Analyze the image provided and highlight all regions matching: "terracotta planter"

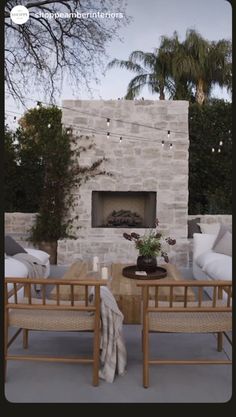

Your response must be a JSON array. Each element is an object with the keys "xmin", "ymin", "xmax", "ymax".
[
  {"xmin": 137, "ymin": 255, "xmax": 157, "ymax": 273},
  {"xmin": 37, "ymin": 241, "xmax": 57, "ymax": 265}
]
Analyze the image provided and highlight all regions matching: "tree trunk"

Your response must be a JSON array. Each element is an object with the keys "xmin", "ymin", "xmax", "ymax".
[
  {"xmin": 159, "ymin": 89, "xmax": 165, "ymax": 100},
  {"xmin": 195, "ymin": 79, "xmax": 206, "ymax": 105},
  {"xmin": 37, "ymin": 241, "xmax": 58, "ymax": 265}
]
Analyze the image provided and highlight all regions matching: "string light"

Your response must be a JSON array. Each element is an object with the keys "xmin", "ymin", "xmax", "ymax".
[
  {"xmin": 13, "ymin": 116, "xmax": 17, "ymax": 122},
  {"xmin": 66, "ymin": 128, "xmax": 72, "ymax": 134},
  {"xmin": 161, "ymin": 140, "xmax": 165, "ymax": 147},
  {"xmin": 106, "ymin": 118, "xmax": 110, "ymax": 127},
  {"xmin": 218, "ymin": 148, "xmax": 221, "ymax": 153},
  {"xmin": 219, "ymin": 140, "xmax": 223, "ymax": 146},
  {"xmin": 212, "ymin": 148, "xmax": 215, "ymax": 153},
  {"xmin": 119, "ymin": 136, "xmax": 122, "ymax": 143},
  {"xmin": 167, "ymin": 130, "xmax": 170, "ymax": 139},
  {"xmin": 36, "ymin": 101, "xmax": 41, "ymax": 109},
  {"xmin": 107, "ymin": 132, "xmax": 110, "ymax": 139},
  {"xmin": 47, "ymin": 123, "xmax": 51, "ymax": 128},
  {"xmin": 169, "ymin": 143, "xmax": 173, "ymax": 150}
]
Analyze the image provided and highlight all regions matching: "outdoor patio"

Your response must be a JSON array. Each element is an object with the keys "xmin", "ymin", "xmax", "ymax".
[{"xmin": 5, "ymin": 266, "xmax": 232, "ymax": 403}]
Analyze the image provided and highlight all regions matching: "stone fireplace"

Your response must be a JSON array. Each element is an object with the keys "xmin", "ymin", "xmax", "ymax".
[
  {"xmin": 91, "ymin": 191, "xmax": 156, "ymax": 228},
  {"xmin": 59, "ymin": 99, "xmax": 189, "ymax": 266}
]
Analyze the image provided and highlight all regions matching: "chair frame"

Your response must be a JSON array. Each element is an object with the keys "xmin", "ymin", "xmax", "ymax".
[
  {"xmin": 4, "ymin": 277, "xmax": 106, "ymax": 386},
  {"xmin": 137, "ymin": 279, "xmax": 232, "ymax": 388}
]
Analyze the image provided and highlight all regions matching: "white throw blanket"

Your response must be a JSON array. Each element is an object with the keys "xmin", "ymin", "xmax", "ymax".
[
  {"xmin": 13, "ymin": 253, "xmax": 46, "ymax": 278},
  {"xmin": 90, "ymin": 286, "xmax": 127, "ymax": 383}
]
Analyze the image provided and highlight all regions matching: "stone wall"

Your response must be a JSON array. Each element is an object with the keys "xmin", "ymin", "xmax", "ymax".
[
  {"xmin": 4, "ymin": 212, "xmax": 37, "ymax": 248},
  {"xmin": 4, "ymin": 212, "xmax": 232, "ymax": 266}
]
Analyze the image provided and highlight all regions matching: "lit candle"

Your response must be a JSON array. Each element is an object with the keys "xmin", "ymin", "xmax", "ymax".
[
  {"xmin": 93, "ymin": 256, "xmax": 99, "ymax": 272},
  {"xmin": 101, "ymin": 267, "xmax": 108, "ymax": 280}
]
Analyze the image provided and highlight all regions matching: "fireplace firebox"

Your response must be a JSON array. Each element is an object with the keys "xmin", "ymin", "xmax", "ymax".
[{"xmin": 92, "ymin": 191, "xmax": 156, "ymax": 228}]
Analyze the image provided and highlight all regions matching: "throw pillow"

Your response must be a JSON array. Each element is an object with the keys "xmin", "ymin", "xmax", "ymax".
[
  {"xmin": 212, "ymin": 223, "xmax": 232, "ymax": 249},
  {"xmin": 188, "ymin": 218, "xmax": 201, "ymax": 238},
  {"xmin": 5, "ymin": 235, "xmax": 27, "ymax": 256},
  {"xmin": 197, "ymin": 223, "xmax": 221, "ymax": 235},
  {"xmin": 213, "ymin": 231, "xmax": 232, "ymax": 257}
]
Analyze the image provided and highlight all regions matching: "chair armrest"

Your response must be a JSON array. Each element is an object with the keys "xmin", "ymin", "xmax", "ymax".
[{"xmin": 193, "ymin": 233, "xmax": 217, "ymax": 261}]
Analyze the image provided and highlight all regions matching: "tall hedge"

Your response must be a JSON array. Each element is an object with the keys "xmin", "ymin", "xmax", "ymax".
[{"xmin": 189, "ymin": 99, "xmax": 232, "ymax": 214}]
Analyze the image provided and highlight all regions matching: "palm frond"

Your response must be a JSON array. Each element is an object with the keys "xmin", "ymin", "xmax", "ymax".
[{"xmin": 106, "ymin": 59, "xmax": 145, "ymax": 74}]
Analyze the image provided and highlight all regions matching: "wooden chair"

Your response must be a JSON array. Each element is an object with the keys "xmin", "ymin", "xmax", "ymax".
[
  {"xmin": 138, "ymin": 280, "xmax": 232, "ymax": 388},
  {"xmin": 4, "ymin": 277, "xmax": 106, "ymax": 386}
]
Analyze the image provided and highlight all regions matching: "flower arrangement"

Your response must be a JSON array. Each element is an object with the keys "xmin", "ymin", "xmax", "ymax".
[{"xmin": 123, "ymin": 219, "xmax": 176, "ymax": 264}]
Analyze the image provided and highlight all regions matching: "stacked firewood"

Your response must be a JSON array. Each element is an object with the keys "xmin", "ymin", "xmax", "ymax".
[{"xmin": 106, "ymin": 210, "xmax": 143, "ymax": 227}]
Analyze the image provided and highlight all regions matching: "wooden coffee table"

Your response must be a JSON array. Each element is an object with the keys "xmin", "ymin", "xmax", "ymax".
[{"xmin": 109, "ymin": 263, "xmax": 195, "ymax": 324}]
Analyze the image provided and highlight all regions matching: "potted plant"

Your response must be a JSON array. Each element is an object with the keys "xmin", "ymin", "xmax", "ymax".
[{"xmin": 123, "ymin": 219, "xmax": 176, "ymax": 272}]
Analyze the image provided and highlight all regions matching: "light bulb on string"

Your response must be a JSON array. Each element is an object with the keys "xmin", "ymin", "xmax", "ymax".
[
  {"xmin": 167, "ymin": 130, "xmax": 170, "ymax": 139},
  {"xmin": 219, "ymin": 141, "xmax": 223, "ymax": 146},
  {"xmin": 66, "ymin": 127, "xmax": 72, "ymax": 135},
  {"xmin": 13, "ymin": 116, "xmax": 17, "ymax": 123},
  {"xmin": 119, "ymin": 136, "xmax": 122, "ymax": 143},
  {"xmin": 169, "ymin": 143, "xmax": 173, "ymax": 150},
  {"xmin": 218, "ymin": 148, "xmax": 221, "ymax": 153},
  {"xmin": 107, "ymin": 132, "xmax": 110, "ymax": 139},
  {"xmin": 161, "ymin": 140, "xmax": 165, "ymax": 148},
  {"xmin": 47, "ymin": 123, "xmax": 51, "ymax": 128},
  {"xmin": 107, "ymin": 118, "xmax": 110, "ymax": 127},
  {"xmin": 212, "ymin": 147, "xmax": 215, "ymax": 153},
  {"xmin": 36, "ymin": 101, "xmax": 41, "ymax": 110}
]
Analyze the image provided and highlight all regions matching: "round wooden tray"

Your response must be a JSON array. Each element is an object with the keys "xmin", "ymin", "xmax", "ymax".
[{"xmin": 122, "ymin": 265, "xmax": 167, "ymax": 280}]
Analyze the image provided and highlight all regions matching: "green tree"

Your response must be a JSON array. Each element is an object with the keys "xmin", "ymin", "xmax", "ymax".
[
  {"xmin": 5, "ymin": 106, "xmax": 109, "ymax": 253},
  {"xmin": 177, "ymin": 29, "xmax": 232, "ymax": 105},
  {"xmin": 4, "ymin": 125, "xmax": 43, "ymax": 212},
  {"xmin": 189, "ymin": 99, "xmax": 232, "ymax": 214}
]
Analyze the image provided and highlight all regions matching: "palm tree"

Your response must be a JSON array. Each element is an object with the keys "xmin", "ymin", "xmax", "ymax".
[
  {"xmin": 172, "ymin": 29, "xmax": 232, "ymax": 105},
  {"xmin": 107, "ymin": 48, "xmax": 174, "ymax": 100},
  {"xmin": 107, "ymin": 29, "xmax": 231, "ymax": 105}
]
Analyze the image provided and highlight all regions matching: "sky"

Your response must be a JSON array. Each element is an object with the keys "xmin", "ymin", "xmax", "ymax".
[{"xmin": 5, "ymin": 0, "xmax": 232, "ymax": 125}]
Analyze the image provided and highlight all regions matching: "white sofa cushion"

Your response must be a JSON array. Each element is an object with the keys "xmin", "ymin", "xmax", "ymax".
[
  {"xmin": 195, "ymin": 249, "xmax": 226, "ymax": 269},
  {"xmin": 5, "ymin": 257, "xmax": 29, "ymax": 277},
  {"xmin": 25, "ymin": 248, "xmax": 50, "ymax": 264},
  {"xmin": 203, "ymin": 256, "xmax": 232, "ymax": 281}
]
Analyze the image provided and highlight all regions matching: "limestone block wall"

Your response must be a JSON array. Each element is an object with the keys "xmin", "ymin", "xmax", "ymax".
[
  {"xmin": 4, "ymin": 212, "xmax": 37, "ymax": 248},
  {"xmin": 60, "ymin": 99, "xmax": 190, "ymax": 266}
]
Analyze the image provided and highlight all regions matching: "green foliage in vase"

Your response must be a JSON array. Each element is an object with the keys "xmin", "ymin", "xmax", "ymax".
[{"xmin": 123, "ymin": 219, "xmax": 176, "ymax": 262}]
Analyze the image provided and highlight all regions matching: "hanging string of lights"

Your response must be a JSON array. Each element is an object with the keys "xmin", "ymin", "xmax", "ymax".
[
  {"xmin": 5, "ymin": 109, "xmax": 175, "ymax": 148},
  {"xmin": 6, "ymin": 94, "xmax": 229, "ymax": 153},
  {"xmin": 5, "ymin": 91, "xmax": 188, "ymax": 136}
]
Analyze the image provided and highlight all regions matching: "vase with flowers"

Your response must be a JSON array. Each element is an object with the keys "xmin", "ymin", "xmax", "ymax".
[{"xmin": 123, "ymin": 219, "xmax": 176, "ymax": 273}]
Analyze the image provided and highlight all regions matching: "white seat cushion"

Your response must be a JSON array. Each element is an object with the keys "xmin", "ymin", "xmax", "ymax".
[
  {"xmin": 25, "ymin": 248, "xmax": 50, "ymax": 264},
  {"xmin": 196, "ymin": 250, "xmax": 230, "ymax": 269},
  {"xmin": 5, "ymin": 258, "xmax": 28, "ymax": 277},
  {"xmin": 203, "ymin": 256, "xmax": 232, "ymax": 281}
]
